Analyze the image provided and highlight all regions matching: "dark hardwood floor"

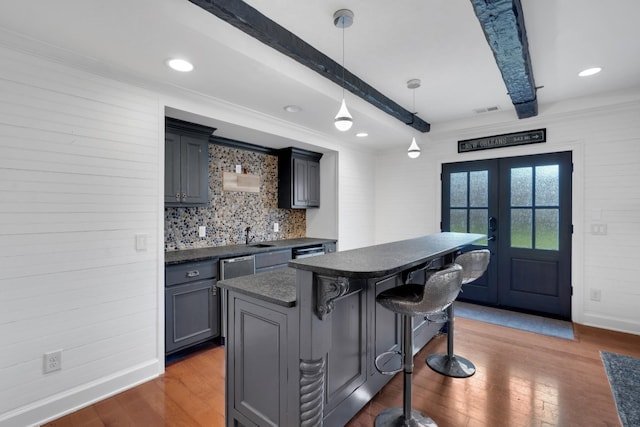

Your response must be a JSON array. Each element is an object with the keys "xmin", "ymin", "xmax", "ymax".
[{"xmin": 44, "ymin": 317, "xmax": 640, "ymax": 427}]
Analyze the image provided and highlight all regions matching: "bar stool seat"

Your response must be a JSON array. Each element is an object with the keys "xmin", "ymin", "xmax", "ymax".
[
  {"xmin": 426, "ymin": 249, "xmax": 491, "ymax": 378},
  {"xmin": 374, "ymin": 263, "xmax": 463, "ymax": 427}
]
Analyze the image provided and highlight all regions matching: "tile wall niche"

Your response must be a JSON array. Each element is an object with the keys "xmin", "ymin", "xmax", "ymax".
[{"xmin": 164, "ymin": 144, "xmax": 306, "ymax": 251}]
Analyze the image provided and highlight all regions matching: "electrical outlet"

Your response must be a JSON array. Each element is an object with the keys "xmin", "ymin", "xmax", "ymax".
[
  {"xmin": 44, "ymin": 350, "xmax": 62, "ymax": 373},
  {"xmin": 274, "ymin": 222, "xmax": 279, "ymax": 232},
  {"xmin": 235, "ymin": 164, "xmax": 242, "ymax": 174},
  {"xmin": 590, "ymin": 288, "xmax": 602, "ymax": 302},
  {"xmin": 198, "ymin": 226, "xmax": 206, "ymax": 238}
]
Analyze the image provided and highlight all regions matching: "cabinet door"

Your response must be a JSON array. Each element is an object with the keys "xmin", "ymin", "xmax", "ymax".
[
  {"xmin": 293, "ymin": 157, "xmax": 308, "ymax": 207},
  {"xmin": 164, "ymin": 131, "xmax": 182, "ymax": 204},
  {"xmin": 307, "ymin": 160, "xmax": 320, "ymax": 207},
  {"xmin": 181, "ymin": 135, "xmax": 209, "ymax": 205},
  {"xmin": 325, "ymin": 286, "xmax": 366, "ymax": 413},
  {"xmin": 165, "ymin": 279, "xmax": 219, "ymax": 354}
]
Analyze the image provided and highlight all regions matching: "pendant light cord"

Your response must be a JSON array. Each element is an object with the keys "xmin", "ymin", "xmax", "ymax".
[{"xmin": 341, "ymin": 23, "xmax": 346, "ymax": 98}]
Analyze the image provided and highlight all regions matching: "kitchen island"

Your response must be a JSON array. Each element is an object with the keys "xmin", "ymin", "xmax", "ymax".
[{"xmin": 217, "ymin": 232, "xmax": 483, "ymax": 427}]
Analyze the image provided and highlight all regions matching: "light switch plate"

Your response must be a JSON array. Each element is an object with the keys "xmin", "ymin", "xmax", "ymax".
[
  {"xmin": 274, "ymin": 222, "xmax": 279, "ymax": 232},
  {"xmin": 235, "ymin": 165, "xmax": 242, "ymax": 173},
  {"xmin": 135, "ymin": 234, "xmax": 147, "ymax": 251},
  {"xmin": 198, "ymin": 226, "xmax": 206, "ymax": 237}
]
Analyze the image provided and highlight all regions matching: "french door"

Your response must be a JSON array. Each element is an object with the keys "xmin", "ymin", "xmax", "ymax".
[{"xmin": 442, "ymin": 152, "xmax": 572, "ymax": 319}]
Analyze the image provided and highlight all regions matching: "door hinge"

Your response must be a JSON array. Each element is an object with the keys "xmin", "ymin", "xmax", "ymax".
[
  {"xmin": 571, "ymin": 286, "xmax": 573, "ymax": 296},
  {"xmin": 570, "ymin": 224, "xmax": 574, "ymax": 234}
]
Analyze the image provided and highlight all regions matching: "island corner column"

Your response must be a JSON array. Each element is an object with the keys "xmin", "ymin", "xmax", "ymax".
[{"xmin": 295, "ymin": 268, "xmax": 350, "ymax": 426}]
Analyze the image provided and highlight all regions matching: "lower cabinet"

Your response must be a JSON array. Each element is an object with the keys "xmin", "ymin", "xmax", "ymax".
[
  {"xmin": 226, "ymin": 293, "xmax": 298, "ymax": 427},
  {"xmin": 165, "ymin": 260, "xmax": 219, "ymax": 355},
  {"xmin": 325, "ymin": 282, "xmax": 367, "ymax": 414}
]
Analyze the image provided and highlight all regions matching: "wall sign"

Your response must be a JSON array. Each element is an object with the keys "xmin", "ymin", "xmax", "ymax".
[{"xmin": 458, "ymin": 128, "xmax": 546, "ymax": 153}]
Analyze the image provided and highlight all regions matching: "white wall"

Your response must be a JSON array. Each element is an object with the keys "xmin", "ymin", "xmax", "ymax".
[
  {"xmin": 0, "ymin": 39, "xmax": 376, "ymax": 424},
  {"xmin": 0, "ymin": 46, "xmax": 163, "ymax": 426},
  {"xmin": 374, "ymin": 95, "xmax": 640, "ymax": 335},
  {"xmin": 337, "ymin": 147, "xmax": 376, "ymax": 251}
]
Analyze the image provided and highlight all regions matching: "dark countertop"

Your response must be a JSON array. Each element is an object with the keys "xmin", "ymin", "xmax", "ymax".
[
  {"xmin": 217, "ymin": 268, "xmax": 297, "ymax": 307},
  {"xmin": 288, "ymin": 232, "xmax": 484, "ymax": 278},
  {"xmin": 165, "ymin": 237, "xmax": 336, "ymax": 265},
  {"xmin": 215, "ymin": 233, "xmax": 483, "ymax": 306}
]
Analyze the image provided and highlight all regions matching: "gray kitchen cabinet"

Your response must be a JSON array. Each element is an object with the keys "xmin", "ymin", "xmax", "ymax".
[
  {"xmin": 278, "ymin": 147, "xmax": 322, "ymax": 208},
  {"xmin": 165, "ymin": 118, "xmax": 215, "ymax": 207},
  {"xmin": 165, "ymin": 260, "xmax": 219, "ymax": 354},
  {"xmin": 254, "ymin": 248, "xmax": 291, "ymax": 274},
  {"xmin": 324, "ymin": 280, "xmax": 367, "ymax": 414},
  {"xmin": 226, "ymin": 293, "xmax": 298, "ymax": 427}
]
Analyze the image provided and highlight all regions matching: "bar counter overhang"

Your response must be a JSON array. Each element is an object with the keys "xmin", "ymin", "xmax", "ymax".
[{"xmin": 217, "ymin": 232, "xmax": 484, "ymax": 427}]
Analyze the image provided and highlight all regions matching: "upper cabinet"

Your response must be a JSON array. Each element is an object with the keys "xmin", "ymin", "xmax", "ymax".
[
  {"xmin": 278, "ymin": 147, "xmax": 323, "ymax": 209},
  {"xmin": 165, "ymin": 118, "xmax": 215, "ymax": 207}
]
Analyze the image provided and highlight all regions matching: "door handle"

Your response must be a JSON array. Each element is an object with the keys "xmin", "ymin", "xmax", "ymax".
[{"xmin": 488, "ymin": 235, "xmax": 496, "ymax": 242}]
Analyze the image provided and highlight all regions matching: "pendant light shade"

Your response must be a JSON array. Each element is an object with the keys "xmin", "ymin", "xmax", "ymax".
[
  {"xmin": 407, "ymin": 79, "xmax": 421, "ymax": 158},
  {"xmin": 334, "ymin": 9, "xmax": 354, "ymax": 132},
  {"xmin": 408, "ymin": 137, "xmax": 421, "ymax": 158},
  {"xmin": 334, "ymin": 98, "xmax": 353, "ymax": 131}
]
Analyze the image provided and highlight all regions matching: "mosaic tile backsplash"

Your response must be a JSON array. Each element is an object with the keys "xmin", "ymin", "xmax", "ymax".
[{"xmin": 165, "ymin": 145, "xmax": 306, "ymax": 251}]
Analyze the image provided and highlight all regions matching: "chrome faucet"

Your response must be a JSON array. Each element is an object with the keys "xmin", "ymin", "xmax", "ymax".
[{"xmin": 245, "ymin": 226, "xmax": 253, "ymax": 245}]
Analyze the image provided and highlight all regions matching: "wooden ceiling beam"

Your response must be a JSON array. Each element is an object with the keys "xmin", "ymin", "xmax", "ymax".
[
  {"xmin": 188, "ymin": 0, "xmax": 431, "ymax": 132},
  {"xmin": 470, "ymin": 0, "xmax": 538, "ymax": 119}
]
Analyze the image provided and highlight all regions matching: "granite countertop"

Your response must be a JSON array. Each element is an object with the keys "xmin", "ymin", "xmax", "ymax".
[
  {"xmin": 215, "ymin": 233, "xmax": 484, "ymax": 306},
  {"xmin": 165, "ymin": 237, "xmax": 336, "ymax": 265},
  {"xmin": 288, "ymin": 232, "xmax": 484, "ymax": 279},
  {"xmin": 217, "ymin": 268, "xmax": 297, "ymax": 307}
]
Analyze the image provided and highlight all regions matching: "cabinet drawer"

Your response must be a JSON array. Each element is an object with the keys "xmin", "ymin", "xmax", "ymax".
[
  {"xmin": 166, "ymin": 260, "xmax": 217, "ymax": 286},
  {"xmin": 255, "ymin": 249, "xmax": 292, "ymax": 269}
]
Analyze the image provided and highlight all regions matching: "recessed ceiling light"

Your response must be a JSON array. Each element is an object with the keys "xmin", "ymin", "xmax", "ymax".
[
  {"xmin": 283, "ymin": 105, "xmax": 302, "ymax": 113},
  {"xmin": 356, "ymin": 132, "xmax": 368, "ymax": 137},
  {"xmin": 167, "ymin": 58, "xmax": 194, "ymax": 72},
  {"xmin": 578, "ymin": 67, "xmax": 602, "ymax": 77}
]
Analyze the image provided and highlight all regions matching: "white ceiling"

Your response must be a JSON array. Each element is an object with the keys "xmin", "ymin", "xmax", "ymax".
[{"xmin": 1, "ymin": 0, "xmax": 639, "ymax": 151}]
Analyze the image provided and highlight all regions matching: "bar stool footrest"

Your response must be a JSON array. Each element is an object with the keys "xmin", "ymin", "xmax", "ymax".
[
  {"xmin": 426, "ymin": 353, "xmax": 476, "ymax": 378},
  {"xmin": 375, "ymin": 407, "xmax": 438, "ymax": 427},
  {"xmin": 374, "ymin": 350, "xmax": 403, "ymax": 375}
]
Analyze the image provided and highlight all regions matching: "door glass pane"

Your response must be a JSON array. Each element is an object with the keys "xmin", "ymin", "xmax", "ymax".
[
  {"xmin": 470, "ymin": 209, "xmax": 488, "ymax": 245},
  {"xmin": 535, "ymin": 209, "xmax": 559, "ymax": 250},
  {"xmin": 535, "ymin": 165, "xmax": 559, "ymax": 206},
  {"xmin": 450, "ymin": 172, "xmax": 468, "ymax": 207},
  {"xmin": 450, "ymin": 209, "xmax": 467, "ymax": 233},
  {"xmin": 470, "ymin": 170, "xmax": 488, "ymax": 207},
  {"xmin": 511, "ymin": 208, "xmax": 532, "ymax": 248},
  {"xmin": 511, "ymin": 167, "xmax": 532, "ymax": 207}
]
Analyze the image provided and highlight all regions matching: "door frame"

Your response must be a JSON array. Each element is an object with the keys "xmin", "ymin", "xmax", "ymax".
[{"xmin": 434, "ymin": 141, "xmax": 584, "ymax": 323}]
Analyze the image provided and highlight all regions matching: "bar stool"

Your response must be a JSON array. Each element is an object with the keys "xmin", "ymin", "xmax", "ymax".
[
  {"xmin": 374, "ymin": 263, "xmax": 463, "ymax": 427},
  {"xmin": 426, "ymin": 249, "xmax": 490, "ymax": 378}
]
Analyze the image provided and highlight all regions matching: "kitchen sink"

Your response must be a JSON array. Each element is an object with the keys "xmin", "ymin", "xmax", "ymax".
[{"xmin": 248, "ymin": 243, "xmax": 274, "ymax": 248}]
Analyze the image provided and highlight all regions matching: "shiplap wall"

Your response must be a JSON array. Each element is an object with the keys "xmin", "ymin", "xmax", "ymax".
[
  {"xmin": 0, "ymin": 46, "xmax": 161, "ymax": 426},
  {"xmin": 374, "ymin": 99, "xmax": 640, "ymax": 335},
  {"xmin": 337, "ymin": 147, "xmax": 376, "ymax": 251}
]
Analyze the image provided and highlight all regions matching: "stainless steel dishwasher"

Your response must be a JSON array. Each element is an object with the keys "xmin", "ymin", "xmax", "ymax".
[{"xmin": 220, "ymin": 255, "xmax": 255, "ymax": 339}]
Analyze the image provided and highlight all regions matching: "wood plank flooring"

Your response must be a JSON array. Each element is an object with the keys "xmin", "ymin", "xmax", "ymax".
[{"xmin": 44, "ymin": 318, "xmax": 640, "ymax": 427}]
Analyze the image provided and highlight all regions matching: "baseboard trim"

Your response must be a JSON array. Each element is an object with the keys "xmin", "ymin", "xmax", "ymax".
[
  {"xmin": 581, "ymin": 313, "xmax": 640, "ymax": 336},
  {"xmin": 0, "ymin": 359, "xmax": 161, "ymax": 427}
]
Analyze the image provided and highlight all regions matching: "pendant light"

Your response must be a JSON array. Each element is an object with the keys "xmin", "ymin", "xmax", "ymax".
[
  {"xmin": 333, "ymin": 9, "xmax": 354, "ymax": 131},
  {"xmin": 407, "ymin": 79, "xmax": 421, "ymax": 158}
]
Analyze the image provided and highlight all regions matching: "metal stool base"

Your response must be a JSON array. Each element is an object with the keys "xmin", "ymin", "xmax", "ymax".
[
  {"xmin": 375, "ymin": 407, "xmax": 437, "ymax": 427},
  {"xmin": 426, "ymin": 353, "xmax": 476, "ymax": 378}
]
